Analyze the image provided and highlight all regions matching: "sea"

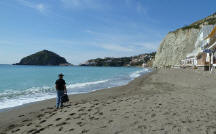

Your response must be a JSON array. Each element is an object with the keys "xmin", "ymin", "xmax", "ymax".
[{"xmin": 0, "ymin": 65, "xmax": 150, "ymax": 110}]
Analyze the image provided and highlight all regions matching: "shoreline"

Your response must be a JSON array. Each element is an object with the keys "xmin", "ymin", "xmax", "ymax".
[
  {"xmin": 2, "ymin": 69, "xmax": 216, "ymax": 133},
  {"xmin": 0, "ymin": 70, "xmax": 154, "ymax": 132},
  {"xmin": 0, "ymin": 67, "xmax": 151, "ymax": 112}
]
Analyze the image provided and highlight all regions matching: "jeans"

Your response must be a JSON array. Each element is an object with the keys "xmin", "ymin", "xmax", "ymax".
[{"xmin": 56, "ymin": 90, "xmax": 64, "ymax": 108}]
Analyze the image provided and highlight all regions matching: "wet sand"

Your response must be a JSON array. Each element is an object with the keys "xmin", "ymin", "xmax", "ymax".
[{"xmin": 1, "ymin": 69, "xmax": 216, "ymax": 134}]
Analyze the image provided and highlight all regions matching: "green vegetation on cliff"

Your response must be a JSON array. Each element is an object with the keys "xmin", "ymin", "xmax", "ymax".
[
  {"xmin": 176, "ymin": 12, "xmax": 216, "ymax": 31},
  {"xmin": 80, "ymin": 52, "xmax": 156, "ymax": 67},
  {"xmin": 154, "ymin": 12, "xmax": 216, "ymax": 68},
  {"xmin": 14, "ymin": 50, "xmax": 69, "ymax": 66}
]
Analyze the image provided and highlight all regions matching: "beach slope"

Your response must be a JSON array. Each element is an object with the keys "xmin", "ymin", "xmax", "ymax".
[{"xmin": 1, "ymin": 69, "xmax": 216, "ymax": 134}]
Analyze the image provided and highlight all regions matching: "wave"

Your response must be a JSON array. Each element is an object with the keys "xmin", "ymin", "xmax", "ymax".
[
  {"xmin": 0, "ymin": 68, "xmax": 150, "ymax": 110},
  {"xmin": 67, "ymin": 80, "xmax": 109, "ymax": 89},
  {"xmin": 0, "ymin": 80, "xmax": 111, "ymax": 109},
  {"xmin": 129, "ymin": 68, "xmax": 150, "ymax": 79}
]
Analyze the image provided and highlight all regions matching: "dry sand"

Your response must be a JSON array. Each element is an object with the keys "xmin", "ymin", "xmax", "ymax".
[{"xmin": 1, "ymin": 69, "xmax": 216, "ymax": 134}]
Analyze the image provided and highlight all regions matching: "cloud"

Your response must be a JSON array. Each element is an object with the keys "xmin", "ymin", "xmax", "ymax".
[
  {"xmin": 136, "ymin": 2, "xmax": 148, "ymax": 14},
  {"xmin": 125, "ymin": 0, "xmax": 148, "ymax": 15},
  {"xmin": 17, "ymin": 0, "xmax": 47, "ymax": 13},
  {"xmin": 132, "ymin": 42, "xmax": 160, "ymax": 51},
  {"xmin": 99, "ymin": 42, "xmax": 159, "ymax": 53},
  {"xmin": 61, "ymin": 0, "xmax": 80, "ymax": 7},
  {"xmin": 49, "ymin": 39, "xmax": 135, "ymax": 52},
  {"xmin": 60, "ymin": 0, "xmax": 100, "ymax": 9},
  {"xmin": 100, "ymin": 44, "xmax": 135, "ymax": 52}
]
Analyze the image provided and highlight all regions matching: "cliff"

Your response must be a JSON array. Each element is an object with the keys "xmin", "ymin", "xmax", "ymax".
[
  {"xmin": 153, "ymin": 12, "xmax": 216, "ymax": 68},
  {"xmin": 80, "ymin": 52, "xmax": 156, "ymax": 67},
  {"xmin": 14, "ymin": 50, "xmax": 69, "ymax": 66}
]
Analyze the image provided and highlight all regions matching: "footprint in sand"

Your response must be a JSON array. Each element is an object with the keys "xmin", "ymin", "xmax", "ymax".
[
  {"xmin": 89, "ymin": 116, "xmax": 94, "ymax": 120},
  {"xmin": 137, "ymin": 125, "xmax": 147, "ymax": 129},
  {"xmin": 65, "ymin": 117, "xmax": 71, "ymax": 121},
  {"xmin": 58, "ymin": 127, "xmax": 63, "ymax": 131},
  {"xmin": 74, "ymin": 103, "xmax": 79, "ymax": 106},
  {"xmin": 49, "ymin": 113, "xmax": 56, "ymax": 117},
  {"xmin": 78, "ymin": 107, "xmax": 86, "ymax": 112},
  {"xmin": 100, "ymin": 125, "xmax": 107, "ymax": 128},
  {"xmin": 73, "ymin": 115, "xmax": 81, "ymax": 119},
  {"xmin": 93, "ymin": 111, "xmax": 99, "ymax": 115},
  {"xmin": 26, "ymin": 123, "xmax": 32, "ymax": 126},
  {"xmin": 48, "ymin": 124, "xmax": 53, "ymax": 126},
  {"xmin": 94, "ymin": 103, "xmax": 99, "ymax": 106},
  {"xmin": 56, "ymin": 122, "xmax": 67, "ymax": 127},
  {"xmin": 44, "ymin": 111, "xmax": 51, "ymax": 114},
  {"xmin": 108, "ymin": 120, "xmax": 113, "ymax": 123},
  {"xmin": 68, "ymin": 128, "xmax": 74, "ymax": 131},
  {"xmin": 27, "ymin": 129, "xmax": 37, "ymax": 133},
  {"xmin": 11, "ymin": 128, "xmax": 20, "ymax": 133},
  {"xmin": 110, "ymin": 109, "xmax": 117, "ymax": 112},
  {"xmin": 133, "ymin": 121, "xmax": 139, "ymax": 125},
  {"xmin": 81, "ymin": 129, "xmax": 89, "ymax": 133},
  {"xmin": 8, "ymin": 124, "xmax": 16, "ymax": 129},
  {"xmin": 124, "ymin": 116, "xmax": 129, "ymax": 119},
  {"xmin": 35, "ymin": 125, "xmax": 41, "ymax": 128},
  {"xmin": 39, "ymin": 120, "xmax": 46, "ymax": 123},
  {"xmin": 47, "ymin": 107, "xmax": 54, "ymax": 110},
  {"xmin": 114, "ymin": 130, "xmax": 123, "ymax": 134},
  {"xmin": 94, "ymin": 117, "xmax": 99, "ymax": 120},
  {"xmin": 80, "ymin": 112, "xmax": 88, "ymax": 116},
  {"xmin": 18, "ymin": 115, "xmax": 24, "ymax": 117},
  {"xmin": 151, "ymin": 113, "xmax": 156, "ymax": 118},
  {"xmin": 31, "ymin": 127, "xmax": 45, "ymax": 134},
  {"xmin": 77, "ymin": 122, "xmax": 85, "ymax": 127},
  {"xmin": 56, "ymin": 118, "xmax": 62, "ymax": 121},
  {"xmin": 90, "ymin": 106, "xmax": 95, "ymax": 110},
  {"xmin": 69, "ymin": 113, "xmax": 76, "ymax": 116},
  {"xmin": 37, "ymin": 114, "xmax": 44, "ymax": 118}
]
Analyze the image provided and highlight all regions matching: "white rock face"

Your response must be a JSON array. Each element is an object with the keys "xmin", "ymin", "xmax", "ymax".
[
  {"xmin": 153, "ymin": 28, "xmax": 200, "ymax": 67},
  {"xmin": 153, "ymin": 13, "xmax": 216, "ymax": 68},
  {"xmin": 187, "ymin": 25, "xmax": 215, "ymax": 58}
]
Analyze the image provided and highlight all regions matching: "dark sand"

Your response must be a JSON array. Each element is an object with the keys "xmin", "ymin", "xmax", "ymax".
[{"xmin": 1, "ymin": 69, "xmax": 216, "ymax": 134}]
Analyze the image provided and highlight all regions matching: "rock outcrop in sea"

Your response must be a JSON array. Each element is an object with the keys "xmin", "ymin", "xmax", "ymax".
[
  {"xmin": 153, "ymin": 13, "xmax": 216, "ymax": 68},
  {"xmin": 14, "ymin": 50, "xmax": 70, "ymax": 66}
]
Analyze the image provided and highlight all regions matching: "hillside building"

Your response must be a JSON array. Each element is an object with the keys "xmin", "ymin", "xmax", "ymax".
[{"xmin": 181, "ymin": 25, "xmax": 216, "ymax": 70}]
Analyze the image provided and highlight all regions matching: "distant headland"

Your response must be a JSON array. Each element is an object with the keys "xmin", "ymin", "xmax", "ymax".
[
  {"xmin": 14, "ymin": 50, "xmax": 71, "ymax": 66},
  {"xmin": 14, "ymin": 50, "xmax": 155, "ymax": 67},
  {"xmin": 80, "ymin": 52, "xmax": 156, "ymax": 67}
]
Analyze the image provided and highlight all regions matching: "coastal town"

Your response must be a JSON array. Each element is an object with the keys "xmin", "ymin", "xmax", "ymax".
[{"xmin": 181, "ymin": 25, "xmax": 216, "ymax": 71}]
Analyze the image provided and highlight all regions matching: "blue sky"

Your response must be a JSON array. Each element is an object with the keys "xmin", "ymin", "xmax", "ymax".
[{"xmin": 0, "ymin": 0, "xmax": 215, "ymax": 64}]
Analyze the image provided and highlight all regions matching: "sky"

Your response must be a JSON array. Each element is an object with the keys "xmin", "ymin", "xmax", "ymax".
[{"xmin": 0, "ymin": 0, "xmax": 215, "ymax": 65}]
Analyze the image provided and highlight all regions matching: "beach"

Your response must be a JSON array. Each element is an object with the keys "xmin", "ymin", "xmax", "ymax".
[{"xmin": 1, "ymin": 69, "xmax": 216, "ymax": 134}]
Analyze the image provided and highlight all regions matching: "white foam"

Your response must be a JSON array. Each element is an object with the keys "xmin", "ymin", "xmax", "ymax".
[
  {"xmin": 67, "ymin": 80, "xmax": 109, "ymax": 89},
  {"xmin": 129, "ymin": 68, "xmax": 150, "ymax": 79},
  {"xmin": 0, "ymin": 86, "xmax": 55, "ymax": 109},
  {"xmin": 0, "ymin": 93, "xmax": 56, "ymax": 110},
  {"xmin": 0, "ymin": 80, "xmax": 109, "ymax": 109},
  {"xmin": 0, "ymin": 69, "xmax": 150, "ymax": 110}
]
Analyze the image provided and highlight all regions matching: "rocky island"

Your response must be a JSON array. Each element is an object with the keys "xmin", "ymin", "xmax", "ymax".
[
  {"xmin": 80, "ymin": 52, "xmax": 156, "ymax": 67},
  {"xmin": 14, "ymin": 50, "xmax": 70, "ymax": 66}
]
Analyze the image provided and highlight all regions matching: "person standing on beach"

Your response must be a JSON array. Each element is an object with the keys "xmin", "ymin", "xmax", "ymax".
[{"xmin": 55, "ymin": 73, "xmax": 67, "ymax": 109}]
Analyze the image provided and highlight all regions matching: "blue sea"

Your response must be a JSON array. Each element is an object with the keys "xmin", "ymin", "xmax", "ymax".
[{"xmin": 0, "ymin": 65, "xmax": 150, "ymax": 110}]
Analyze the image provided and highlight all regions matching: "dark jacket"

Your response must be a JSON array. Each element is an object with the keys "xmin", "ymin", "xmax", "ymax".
[{"xmin": 55, "ymin": 79, "xmax": 66, "ymax": 91}]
